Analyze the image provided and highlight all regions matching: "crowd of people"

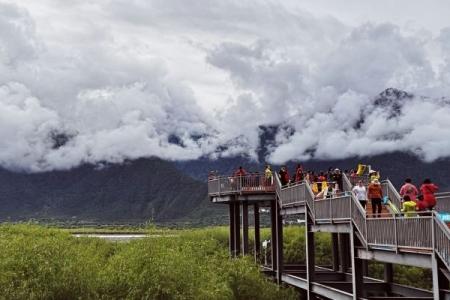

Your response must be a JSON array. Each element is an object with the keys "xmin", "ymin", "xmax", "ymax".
[{"xmin": 209, "ymin": 164, "xmax": 441, "ymax": 218}]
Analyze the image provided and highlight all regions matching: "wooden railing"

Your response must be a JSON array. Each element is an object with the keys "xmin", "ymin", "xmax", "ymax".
[
  {"xmin": 435, "ymin": 192, "xmax": 450, "ymax": 212},
  {"xmin": 350, "ymin": 194, "xmax": 368, "ymax": 245},
  {"xmin": 314, "ymin": 195, "xmax": 352, "ymax": 223},
  {"xmin": 381, "ymin": 179, "xmax": 402, "ymax": 211},
  {"xmin": 275, "ymin": 174, "xmax": 306, "ymax": 206},
  {"xmin": 434, "ymin": 215, "xmax": 450, "ymax": 268},
  {"xmin": 208, "ymin": 175, "xmax": 275, "ymax": 196},
  {"xmin": 342, "ymin": 173, "xmax": 353, "ymax": 192}
]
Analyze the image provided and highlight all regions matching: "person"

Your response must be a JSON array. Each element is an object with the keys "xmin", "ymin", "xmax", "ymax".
[
  {"xmin": 367, "ymin": 179, "xmax": 383, "ymax": 217},
  {"xmin": 294, "ymin": 164, "xmax": 304, "ymax": 183},
  {"xmin": 399, "ymin": 178, "xmax": 419, "ymax": 202},
  {"xmin": 401, "ymin": 195, "xmax": 417, "ymax": 218},
  {"xmin": 264, "ymin": 165, "xmax": 273, "ymax": 186},
  {"xmin": 419, "ymin": 178, "xmax": 439, "ymax": 210},
  {"xmin": 234, "ymin": 166, "xmax": 247, "ymax": 177},
  {"xmin": 325, "ymin": 185, "xmax": 335, "ymax": 199},
  {"xmin": 331, "ymin": 169, "xmax": 343, "ymax": 192},
  {"xmin": 279, "ymin": 166, "xmax": 290, "ymax": 187},
  {"xmin": 305, "ymin": 171, "xmax": 311, "ymax": 183},
  {"xmin": 317, "ymin": 172, "xmax": 326, "ymax": 192},
  {"xmin": 352, "ymin": 180, "xmax": 367, "ymax": 209},
  {"xmin": 369, "ymin": 170, "xmax": 380, "ymax": 182},
  {"xmin": 208, "ymin": 171, "xmax": 216, "ymax": 181}
]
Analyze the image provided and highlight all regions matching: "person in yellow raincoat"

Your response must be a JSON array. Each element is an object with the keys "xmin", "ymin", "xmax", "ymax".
[
  {"xmin": 401, "ymin": 195, "xmax": 417, "ymax": 218},
  {"xmin": 369, "ymin": 170, "xmax": 380, "ymax": 182},
  {"xmin": 264, "ymin": 165, "xmax": 273, "ymax": 186}
]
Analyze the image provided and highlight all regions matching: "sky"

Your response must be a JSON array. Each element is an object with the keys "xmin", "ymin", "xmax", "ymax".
[{"xmin": 1, "ymin": 0, "xmax": 450, "ymax": 171}]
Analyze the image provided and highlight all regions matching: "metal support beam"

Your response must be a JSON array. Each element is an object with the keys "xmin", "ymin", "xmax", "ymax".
[
  {"xmin": 229, "ymin": 203, "xmax": 235, "ymax": 257},
  {"xmin": 432, "ymin": 254, "xmax": 450, "ymax": 300},
  {"xmin": 362, "ymin": 260, "xmax": 369, "ymax": 277},
  {"xmin": 270, "ymin": 200, "xmax": 277, "ymax": 271},
  {"xmin": 306, "ymin": 212, "xmax": 315, "ymax": 300},
  {"xmin": 384, "ymin": 263, "xmax": 393, "ymax": 285},
  {"xmin": 357, "ymin": 248, "xmax": 432, "ymax": 269},
  {"xmin": 254, "ymin": 203, "xmax": 260, "ymax": 262},
  {"xmin": 276, "ymin": 199, "xmax": 283, "ymax": 284},
  {"xmin": 332, "ymin": 233, "xmax": 339, "ymax": 272},
  {"xmin": 233, "ymin": 202, "xmax": 241, "ymax": 256},
  {"xmin": 312, "ymin": 223, "xmax": 351, "ymax": 233},
  {"xmin": 350, "ymin": 226, "xmax": 364, "ymax": 299},
  {"xmin": 339, "ymin": 233, "xmax": 350, "ymax": 272},
  {"xmin": 242, "ymin": 202, "xmax": 249, "ymax": 255}
]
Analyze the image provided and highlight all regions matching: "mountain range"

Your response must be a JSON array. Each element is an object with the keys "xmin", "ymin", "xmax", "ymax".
[{"xmin": 0, "ymin": 88, "xmax": 449, "ymax": 224}]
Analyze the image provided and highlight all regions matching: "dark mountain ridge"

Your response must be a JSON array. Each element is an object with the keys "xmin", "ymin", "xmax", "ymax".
[{"xmin": 0, "ymin": 158, "xmax": 210, "ymax": 223}]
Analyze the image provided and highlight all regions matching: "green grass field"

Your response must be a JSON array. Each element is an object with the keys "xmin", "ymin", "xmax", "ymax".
[
  {"xmin": 0, "ymin": 224, "xmax": 432, "ymax": 299},
  {"xmin": 0, "ymin": 224, "xmax": 296, "ymax": 300}
]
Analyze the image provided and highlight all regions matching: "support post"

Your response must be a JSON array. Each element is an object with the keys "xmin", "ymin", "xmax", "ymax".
[
  {"xmin": 383, "ymin": 263, "xmax": 393, "ymax": 295},
  {"xmin": 351, "ymin": 225, "xmax": 364, "ymax": 299},
  {"xmin": 254, "ymin": 203, "xmax": 261, "ymax": 262},
  {"xmin": 242, "ymin": 201, "xmax": 249, "ymax": 255},
  {"xmin": 306, "ymin": 212, "xmax": 315, "ymax": 300},
  {"xmin": 276, "ymin": 199, "xmax": 283, "ymax": 284},
  {"xmin": 362, "ymin": 260, "xmax": 368, "ymax": 277},
  {"xmin": 432, "ymin": 254, "xmax": 449, "ymax": 300},
  {"xmin": 270, "ymin": 200, "xmax": 278, "ymax": 271},
  {"xmin": 384, "ymin": 263, "xmax": 393, "ymax": 283},
  {"xmin": 234, "ymin": 202, "xmax": 241, "ymax": 256},
  {"xmin": 229, "ymin": 203, "xmax": 236, "ymax": 257},
  {"xmin": 331, "ymin": 233, "xmax": 339, "ymax": 271},
  {"xmin": 339, "ymin": 233, "xmax": 350, "ymax": 272}
]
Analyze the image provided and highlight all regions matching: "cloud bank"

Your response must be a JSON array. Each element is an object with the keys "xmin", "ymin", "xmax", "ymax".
[{"xmin": 1, "ymin": 1, "xmax": 450, "ymax": 171}]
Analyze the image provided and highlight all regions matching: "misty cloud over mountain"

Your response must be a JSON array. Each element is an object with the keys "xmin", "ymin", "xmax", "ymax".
[{"xmin": 2, "ymin": 1, "xmax": 450, "ymax": 171}]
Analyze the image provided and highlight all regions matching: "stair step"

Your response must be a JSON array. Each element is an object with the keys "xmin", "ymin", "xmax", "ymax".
[{"xmin": 365, "ymin": 202, "xmax": 389, "ymax": 217}]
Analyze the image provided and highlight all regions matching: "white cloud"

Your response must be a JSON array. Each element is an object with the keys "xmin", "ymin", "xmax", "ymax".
[{"xmin": 1, "ymin": 0, "xmax": 450, "ymax": 171}]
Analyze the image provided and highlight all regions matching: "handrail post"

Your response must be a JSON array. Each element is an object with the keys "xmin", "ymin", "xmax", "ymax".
[
  {"xmin": 329, "ymin": 196, "xmax": 333, "ymax": 222},
  {"xmin": 394, "ymin": 214, "xmax": 398, "ymax": 253},
  {"xmin": 365, "ymin": 215, "xmax": 369, "ymax": 250},
  {"xmin": 239, "ymin": 176, "xmax": 242, "ymax": 194},
  {"xmin": 432, "ymin": 214, "xmax": 436, "ymax": 251}
]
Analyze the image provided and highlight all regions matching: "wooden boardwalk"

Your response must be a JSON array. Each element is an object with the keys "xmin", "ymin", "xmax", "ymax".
[{"xmin": 208, "ymin": 173, "xmax": 450, "ymax": 300}]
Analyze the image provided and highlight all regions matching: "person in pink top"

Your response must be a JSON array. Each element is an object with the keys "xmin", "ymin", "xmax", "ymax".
[
  {"xmin": 399, "ymin": 178, "xmax": 419, "ymax": 201},
  {"xmin": 419, "ymin": 178, "xmax": 439, "ymax": 210}
]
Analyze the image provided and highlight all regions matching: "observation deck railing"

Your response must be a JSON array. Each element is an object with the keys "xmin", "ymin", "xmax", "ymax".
[
  {"xmin": 435, "ymin": 192, "xmax": 450, "ymax": 212},
  {"xmin": 207, "ymin": 175, "xmax": 275, "ymax": 196}
]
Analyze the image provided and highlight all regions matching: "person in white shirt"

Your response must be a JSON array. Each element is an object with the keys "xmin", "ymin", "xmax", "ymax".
[{"xmin": 352, "ymin": 180, "xmax": 367, "ymax": 209}]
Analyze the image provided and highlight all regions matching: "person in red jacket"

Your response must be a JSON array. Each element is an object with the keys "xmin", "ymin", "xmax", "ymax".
[
  {"xmin": 419, "ymin": 178, "xmax": 439, "ymax": 210},
  {"xmin": 234, "ymin": 166, "xmax": 247, "ymax": 177},
  {"xmin": 294, "ymin": 164, "xmax": 304, "ymax": 182},
  {"xmin": 279, "ymin": 166, "xmax": 290, "ymax": 187}
]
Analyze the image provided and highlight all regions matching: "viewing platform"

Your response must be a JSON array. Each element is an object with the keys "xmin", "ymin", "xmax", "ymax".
[{"xmin": 208, "ymin": 171, "xmax": 450, "ymax": 300}]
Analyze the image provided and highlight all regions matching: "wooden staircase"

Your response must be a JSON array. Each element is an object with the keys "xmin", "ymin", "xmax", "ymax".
[{"xmin": 365, "ymin": 200, "xmax": 390, "ymax": 217}]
